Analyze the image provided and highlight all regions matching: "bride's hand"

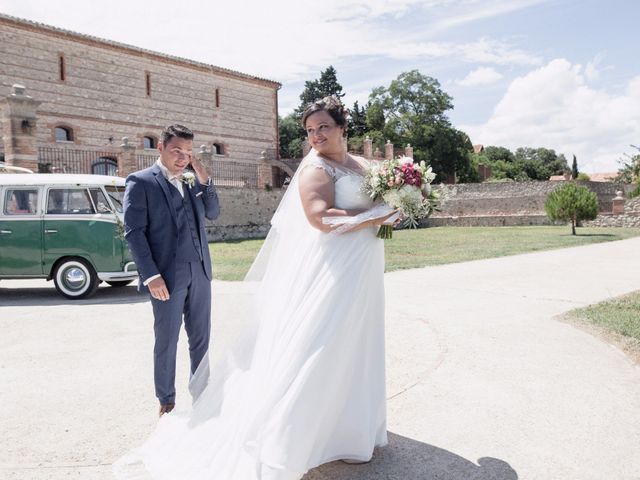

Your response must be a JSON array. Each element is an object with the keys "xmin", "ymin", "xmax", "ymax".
[{"xmin": 372, "ymin": 210, "xmax": 400, "ymax": 226}]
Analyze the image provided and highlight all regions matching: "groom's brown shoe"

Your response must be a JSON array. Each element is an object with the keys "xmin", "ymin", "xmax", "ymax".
[{"xmin": 159, "ymin": 403, "xmax": 175, "ymax": 417}]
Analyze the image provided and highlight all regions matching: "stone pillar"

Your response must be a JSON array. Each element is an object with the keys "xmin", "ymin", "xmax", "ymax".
[
  {"xmin": 117, "ymin": 137, "xmax": 137, "ymax": 177},
  {"xmin": 302, "ymin": 139, "xmax": 311, "ymax": 157},
  {"xmin": 363, "ymin": 136, "xmax": 373, "ymax": 159},
  {"xmin": 404, "ymin": 143, "xmax": 413, "ymax": 159},
  {"xmin": 1, "ymin": 84, "xmax": 42, "ymax": 172},
  {"xmin": 384, "ymin": 140, "xmax": 394, "ymax": 160},
  {"xmin": 612, "ymin": 191, "xmax": 625, "ymax": 215},
  {"xmin": 258, "ymin": 150, "xmax": 273, "ymax": 189}
]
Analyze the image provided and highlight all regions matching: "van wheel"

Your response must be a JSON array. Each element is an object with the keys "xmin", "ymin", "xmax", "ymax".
[
  {"xmin": 53, "ymin": 258, "xmax": 99, "ymax": 299},
  {"xmin": 106, "ymin": 280, "xmax": 133, "ymax": 287}
]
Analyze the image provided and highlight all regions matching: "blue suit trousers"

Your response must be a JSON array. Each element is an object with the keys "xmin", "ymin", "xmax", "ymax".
[{"xmin": 150, "ymin": 261, "xmax": 211, "ymax": 405}]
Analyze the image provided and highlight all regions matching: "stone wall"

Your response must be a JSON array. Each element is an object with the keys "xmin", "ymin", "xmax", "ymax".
[
  {"xmin": 434, "ymin": 180, "xmax": 634, "ymax": 217},
  {"xmin": 203, "ymin": 181, "xmax": 639, "ymax": 241},
  {"xmin": 0, "ymin": 14, "xmax": 279, "ymax": 165},
  {"xmin": 583, "ymin": 197, "xmax": 640, "ymax": 228},
  {"xmin": 204, "ymin": 187, "xmax": 285, "ymax": 241},
  {"xmin": 428, "ymin": 180, "xmax": 635, "ymax": 227}
]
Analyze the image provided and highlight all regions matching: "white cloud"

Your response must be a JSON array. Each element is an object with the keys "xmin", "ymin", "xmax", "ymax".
[
  {"xmin": 431, "ymin": 0, "xmax": 551, "ymax": 33},
  {"xmin": 457, "ymin": 66, "xmax": 503, "ymax": 86},
  {"xmin": 459, "ymin": 59, "xmax": 640, "ymax": 173}
]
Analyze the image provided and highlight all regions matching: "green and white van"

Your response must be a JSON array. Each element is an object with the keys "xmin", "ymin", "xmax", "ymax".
[{"xmin": 0, "ymin": 173, "xmax": 137, "ymax": 299}]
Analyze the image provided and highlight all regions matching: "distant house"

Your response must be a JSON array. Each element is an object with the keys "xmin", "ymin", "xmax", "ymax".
[
  {"xmin": 473, "ymin": 144, "xmax": 484, "ymax": 154},
  {"xmin": 550, "ymin": 172, "xmax": 573, "ymax": 181},
  {"xmin": 550, "ymin": 172, "xmax": 619, "ymax": 182},
  {"xmin": 588, "ymin": 172, "xmax": 618, "ymax": 182}
]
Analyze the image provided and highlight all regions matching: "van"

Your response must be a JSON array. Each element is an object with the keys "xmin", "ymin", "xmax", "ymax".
[{"xmin": 0, "ymin": 173, "xmax": 137, "ymax": 299}]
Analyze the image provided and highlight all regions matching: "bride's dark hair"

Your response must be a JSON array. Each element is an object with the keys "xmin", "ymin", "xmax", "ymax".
[{"xmin": 301, "ymin": 95, "xmax": 348, "ymax": 137}]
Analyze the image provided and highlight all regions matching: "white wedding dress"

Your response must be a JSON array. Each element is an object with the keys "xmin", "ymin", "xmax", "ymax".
[{"xmin": 114, "ymin": 151, "xmax": 388, "ymax": 480}]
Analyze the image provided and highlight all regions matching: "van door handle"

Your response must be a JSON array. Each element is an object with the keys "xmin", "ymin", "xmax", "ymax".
[
  {"xmin": 0, "ymin": 229, "xmax": 12, "ymax": 234},
  {"xmin": 45, "ymin": 229, "xmax": 58, "ymax": 234}
]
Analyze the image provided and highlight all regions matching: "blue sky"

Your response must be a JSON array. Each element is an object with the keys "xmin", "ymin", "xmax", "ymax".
[{"xmin": 1, "ymin": 0, "xmax": 638, "ymax": 173}]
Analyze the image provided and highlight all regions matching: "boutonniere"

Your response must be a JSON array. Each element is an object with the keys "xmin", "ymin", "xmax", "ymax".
[{"xmin": 181, "ymin": 171, "xmax": 196, "ymax": 188}]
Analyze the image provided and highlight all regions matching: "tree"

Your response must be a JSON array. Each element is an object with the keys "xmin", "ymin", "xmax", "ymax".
[
  {"xmin": 295, "ymin": 65, "xmax": 345, "ymax": 116},
  {"xmin": 348, "ymin": 101, "xmax": 367, "ymax": 137},
  {"xmin": 544, "ymin": 183, "xmax": 598, "ymax": 235},
  {"xmin": 366, "ymin": 70, "xmax": 473, "ymax": 181},
  {"xmin": 278, "ymin": 113, "xmax": 305, "ymax": 159},
  {"xmin": 514, "ymin": 147, "xmax": 568, "ymax": 180},
  {"xmin": 571, "ymin": 155, "xmax": 579, "ymax": 179},
  {"xmin": 473, "ymin": 145, "xmax": 529, "ymax": 181},
  {"xmin": 482, "ymin": 146, "xmax": 515, "ymax": 164},
  {"xmin": 616, "ymin": 145, "xmax": 640, "ymax": 184}
]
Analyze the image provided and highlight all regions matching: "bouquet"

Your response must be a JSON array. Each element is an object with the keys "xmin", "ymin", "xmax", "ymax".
[{"xmin": 362, "ymin": 156, "xmax": 438, "ymax": 238}]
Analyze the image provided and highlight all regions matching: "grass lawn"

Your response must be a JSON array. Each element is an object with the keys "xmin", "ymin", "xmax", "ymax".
[
  {"xmin": 561, "ymin": 291, "xmax": 640, "ymax": 364},
  {"xmin": 210, "ymin": 225, "xmax": 640, "ymax": 281}
]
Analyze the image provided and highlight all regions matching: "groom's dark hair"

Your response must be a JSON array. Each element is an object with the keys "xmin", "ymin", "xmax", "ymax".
[{"xmin": 161, "ymin": 124, "xmax": 194, "ymax": 147}]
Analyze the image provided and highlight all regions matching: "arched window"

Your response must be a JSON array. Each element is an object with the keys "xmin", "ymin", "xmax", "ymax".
[
  {"xmin": 213, "ymin": 143, "xmax": 224, "ymax": 155},
  {"xmin": 143, "ymin": 136, "xmax": 157, "ymax": 149},
  {"xmin": 55, "ymin": 126, "xmax": 73, "ymax": 142},
  {"xmin": 92, "ymin": 157, "xmax": 118, "ymax": 176}
]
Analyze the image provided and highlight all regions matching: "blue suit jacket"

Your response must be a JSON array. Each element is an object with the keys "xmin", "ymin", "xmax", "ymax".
[{"xmin": 123, "ymin": 163, "xmax": 221, "ymax": 293}]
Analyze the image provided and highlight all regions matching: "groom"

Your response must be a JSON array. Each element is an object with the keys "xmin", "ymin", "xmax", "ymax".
[{"xmin": 123, "ymin": 124, "xmax": 220, "ymax": 416}]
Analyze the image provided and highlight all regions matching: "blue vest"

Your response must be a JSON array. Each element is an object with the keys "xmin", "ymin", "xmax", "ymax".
[{"xmin": 166, "ymin": 179, "xmax": 202, "ymax": 264}]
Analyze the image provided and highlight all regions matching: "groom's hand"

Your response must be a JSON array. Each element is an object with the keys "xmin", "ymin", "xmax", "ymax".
[
  {"xmin": 189, "ymin": 157, "xmax": 210, "ymax": 185},
  {"xmin": 148, "ymin": 276, "xmax": 170, "ymax": 301}
]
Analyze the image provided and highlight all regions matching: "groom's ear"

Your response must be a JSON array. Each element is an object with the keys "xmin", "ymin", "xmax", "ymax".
[{"xmin": 157, "ymin": 142, "xmax": 164, "ymax": 154}]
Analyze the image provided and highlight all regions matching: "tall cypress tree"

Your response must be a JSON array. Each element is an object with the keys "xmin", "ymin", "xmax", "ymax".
[{"xmin": 571, "ymin": 155, "xmax": 579, "ymax": 179}]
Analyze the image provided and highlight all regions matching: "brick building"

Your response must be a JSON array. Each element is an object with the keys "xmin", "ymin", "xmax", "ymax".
[{"xmin": 0, "ymin": 13, "xmax": 282, "ymax": 184}]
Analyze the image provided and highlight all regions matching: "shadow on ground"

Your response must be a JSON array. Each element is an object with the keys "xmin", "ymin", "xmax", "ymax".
[
  {"xmin": 0, "ymin": 284, "xmax": 146, "ymax": 307},
  {"xmin": 304, "ymin": 432, "xmax": 518, "ymax": 480}
]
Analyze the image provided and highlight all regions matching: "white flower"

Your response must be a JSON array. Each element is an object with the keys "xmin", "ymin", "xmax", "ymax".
[{"xmin": 181, "ymin": 171, "xmax": 196, "ymax": 188}]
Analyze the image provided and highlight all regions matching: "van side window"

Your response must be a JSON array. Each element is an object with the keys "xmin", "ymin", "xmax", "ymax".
[
  {"xmin": 4, "ymin": 189, "xmax": 38, "ymax": 215},
  {"xmin": 89, "ymin": 188, "xmax": 112, "ymax": 213},
  {"xmin": 47, "ymin": 188, "xmax": 95, "ymax": 214},
  {"xmin": 104, "ymin": 186, "xmax": 124, "ymax": 213}
]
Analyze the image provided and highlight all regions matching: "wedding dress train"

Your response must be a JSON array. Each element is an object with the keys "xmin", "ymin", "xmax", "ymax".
[{"xmin": 114, "ymin": 152, "xmax": 387, "ymax": 480}]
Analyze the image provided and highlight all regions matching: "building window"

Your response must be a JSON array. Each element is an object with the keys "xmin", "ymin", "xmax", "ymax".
[
  {"xmin": 59, "ymin": 54, "xmax": 65, "ymax": 81},
  {"xmin": 143, "ymin": 136, "xmax": 157, "ymax": 149},
  {"xmin": 92, "ymin": 157, "xmax": 118, "ymax": 176},
  {"xmin": 213, "ymin": 143, "xmax": 224, "ymax": 155},
  {"xmin": 215, "ymin": 88, "xmax": 220, "ymax": 108},
  {"xmin": 145, "ymin": 72, "xmax": 151, "ymax": 97},
  {"xmin": 54, "ymin": 126, "xmax": 73, "ymax": 142}
]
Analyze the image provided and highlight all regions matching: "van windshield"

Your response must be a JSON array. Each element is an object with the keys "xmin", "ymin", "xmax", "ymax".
[{"xmin": 105, "ymin": 186, "xmax": 125, "ymax": 213}]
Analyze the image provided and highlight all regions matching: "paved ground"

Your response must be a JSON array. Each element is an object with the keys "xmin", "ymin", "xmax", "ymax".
[{"xmin": 1, "ymin": 237, "xmax": 639, "ymax": 480}]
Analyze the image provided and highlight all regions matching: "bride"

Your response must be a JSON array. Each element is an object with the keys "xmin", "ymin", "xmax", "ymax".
[{"xmin": 114, "ymin": 96, "xmax": 396, "ymax": 480}]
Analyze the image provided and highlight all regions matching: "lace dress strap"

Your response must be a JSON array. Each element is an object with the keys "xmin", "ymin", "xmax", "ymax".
[{"xmin": 303, "ymin": 157, "xmax": 338, "ymax": 182}]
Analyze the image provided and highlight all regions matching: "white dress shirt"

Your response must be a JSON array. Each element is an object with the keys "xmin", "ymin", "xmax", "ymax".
[{"xmin": 156, "ymin": 158, "xmax": 184, "ymax": 197}]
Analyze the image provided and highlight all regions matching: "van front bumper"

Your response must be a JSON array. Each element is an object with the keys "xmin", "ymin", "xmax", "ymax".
[{"xmin": 97, "ymin": 262, "xmax": 138, "ymax": 282}]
